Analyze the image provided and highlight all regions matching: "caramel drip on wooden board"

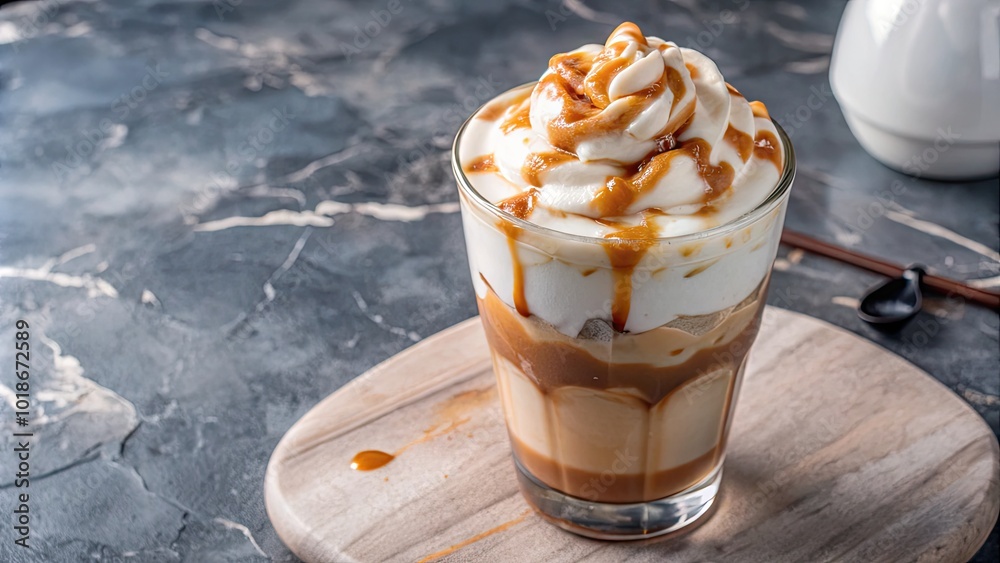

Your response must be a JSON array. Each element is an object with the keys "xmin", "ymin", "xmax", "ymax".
[
  {"xmin": 350, "ymin": 450, "xmax": 395, "ymax": 471},
  {"xmin": 416, "ymin": 509, "xmax": 533, "ymax": 563},
  {"xmin": 349, "ymin": 388, "xmax": 492, "ymax": 472}
]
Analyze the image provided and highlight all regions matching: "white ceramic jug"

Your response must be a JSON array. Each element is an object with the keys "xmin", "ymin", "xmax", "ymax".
[{"xmin": 830, "ymin": 0, "xmax": 1000, "ymax": 180}]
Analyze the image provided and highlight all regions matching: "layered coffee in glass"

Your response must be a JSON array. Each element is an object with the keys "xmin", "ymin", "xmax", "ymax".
[{"xmin": 452, "ymin": 22, "xmax": 795, "ymax": 539}]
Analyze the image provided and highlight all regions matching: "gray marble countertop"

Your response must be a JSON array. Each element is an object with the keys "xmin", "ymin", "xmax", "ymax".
[{"xmin": 0, "ymin": 0, "xmax": 997, "ymax": 561}]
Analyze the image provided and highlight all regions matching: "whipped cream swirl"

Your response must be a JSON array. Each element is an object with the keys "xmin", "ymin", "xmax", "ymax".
[
  {"xmin": 457, "ymin": 22, "xmax": 790, "ymax": 336},
  {"xmin": 467, "ymin": 22, "xmax": 783, "ymax": 233}
]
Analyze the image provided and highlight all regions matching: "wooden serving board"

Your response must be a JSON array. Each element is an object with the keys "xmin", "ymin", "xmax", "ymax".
[{"xmin": 265, "ymin": 308, "xmax": 999, "ymax": 563}]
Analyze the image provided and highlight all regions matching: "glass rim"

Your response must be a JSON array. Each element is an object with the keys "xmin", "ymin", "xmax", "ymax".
[{"xmin": 451, "ymin": 82, "xmax": 796, "ymax": 245}]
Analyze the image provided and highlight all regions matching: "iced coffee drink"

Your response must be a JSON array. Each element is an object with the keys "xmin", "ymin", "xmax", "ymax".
[{"xmin": 452, "ymin": 22, "xmax": 794, "ymax": 539}]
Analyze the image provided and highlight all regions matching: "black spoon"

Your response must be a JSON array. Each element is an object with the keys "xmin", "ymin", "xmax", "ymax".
[{"xmin": 857, "ymin": 265, "xmax": 925, "ymax": 330}]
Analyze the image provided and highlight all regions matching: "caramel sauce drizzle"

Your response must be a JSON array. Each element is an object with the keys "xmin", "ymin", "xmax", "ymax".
[
  {"xmin": 748, "ymin": 100, "xmax": 770, "ymax": 119},
  {"xmin": 499, "ymin": 100, "xmax": 531, "ymax": 134},
  {"xmin": 685, "ymin": 204, "xmax": 716, "ymax": 219},
  {"xmin": 350, "ymin": 450, "xmax": 395, "ymax": 471},
  {"xmin": 684, "ymin": 258, "xmax": 721, "ymax": 278},
  {"xmin": 754, "ymin": 129, "xmax": 782, "ymax": 171},
  {"xmin": 521, "ymin": 151, "xmax": 574, "ymax": 187},
  {"xmin": 583, "ymin": 42, "xmax": 630, "ymax": 108},
  {"xmin": 592, "ymin": 134, "xmax": 734, "ymax": 219},
  {"xmin": 659, "ymin": 69, "xmax": 697, "ymax": 137},
  {"xmin": 496, "ymin": 191, "xmax": 537, "ymax": 317},
  {"xmin": 679, "ymin": 243, "xmax": 702, "ymax": 258},
  {"xmin": 602, "ymin": 218, "xmax": 659, "ymax": 332},
  {"xmin": 664, "ymin": 66, "xmax": 687, "ymax": 112},
  {"xmin": 534, "ymin": 127, "xmax": 735, "ymax": 330},
  {"xmin": 593, "ymin": 175, "xmax": 642, "ymax": 218},
  {"xmin": 350, "ymin": 388, "xmax": 492, "ymax": 472},
  {"xmin": 685, "ymin": 137, "xmax": 736, "ymax": 201},
  {"xmin": 476, "ymin": 87, "xmax": 532, "ymax": 121},
  {"xmin": 497, "ymin": 189, "xmax": 536, "ymax": 220},
  {"xmin": 463, "ymin": 153, "xmax": 497, "ymax": 174},
  {"xmin": 506, "ymin": 235, "xmax": 529, "ymax": 317},
  {"xmin": 724, "ymin": 124, "xmax": 754, "ymax": 163},
  {"xmin": 536, "ymin": 72, "xmax": 666, "ymax": 154},
  {"xmin": 612, "ymin": 21, "xmax": 648, "ymax": 46},
  {"xmin": 547, "ymin": 50, "xmax": 594, "ymax": 93},
  {"xmin": 539, "ymin": 64, "xmax": 694, "ymax": 154},
  {"xmin": 721, "ymin": 85, "xmax": 756, "ymax": 163},
  {"xmin": 537, "ymin": 28, "xmax": 692, "ymax": 156}
]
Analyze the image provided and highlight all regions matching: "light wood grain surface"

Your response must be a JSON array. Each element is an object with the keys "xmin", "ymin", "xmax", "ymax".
[{"xmin": 265, "ymin": 308, "xmax": 999, "ymax": 562}]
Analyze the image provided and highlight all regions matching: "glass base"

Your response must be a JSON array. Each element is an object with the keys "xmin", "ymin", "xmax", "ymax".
[{"xmin": 514, "ymin": 456, "xmax": 722, "ymax": 540}]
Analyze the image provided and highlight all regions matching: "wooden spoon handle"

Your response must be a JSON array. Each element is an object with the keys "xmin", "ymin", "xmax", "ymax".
[{"xmin": 779, "ymin": 229, "xmax": 1000, "ymax": 311}]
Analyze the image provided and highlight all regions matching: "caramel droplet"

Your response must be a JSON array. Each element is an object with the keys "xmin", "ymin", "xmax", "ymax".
[
  {"xmin": 754, "ymin": 130, "xmax": 782, "ymax": 171},
  {"xmin": 749, "ymin": 100, "xmax": 770, "ymax": 119},
  {"xmin": 350, "ymin": 450, "xmax": 395, "ymax": 471},
  {"xmin": 464, "ymin": 154, "xmax": 497, "ymax": 174}
]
